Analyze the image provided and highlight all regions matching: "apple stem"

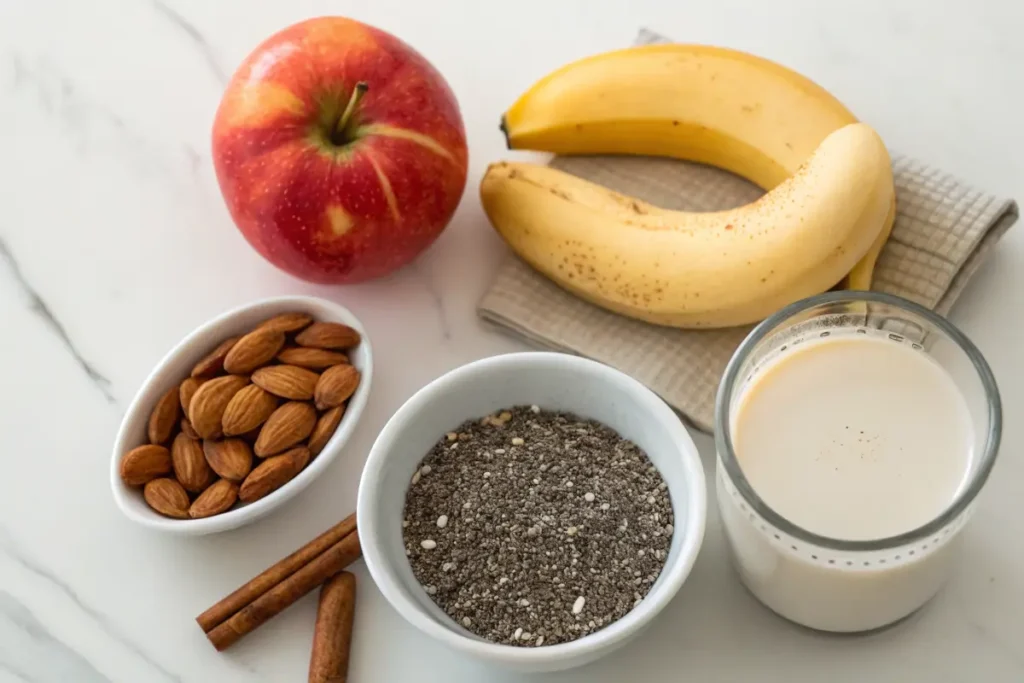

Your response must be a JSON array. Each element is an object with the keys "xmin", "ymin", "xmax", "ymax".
[{"xmin": 334, "ymin": 82, "xmax": 369, "ymax": 143}]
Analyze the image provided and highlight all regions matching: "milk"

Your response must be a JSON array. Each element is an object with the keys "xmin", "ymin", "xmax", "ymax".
[
  {"xmin": 718, "ymin": 330, "xmax": 978, "ymax": 632},
  {"xmin": 733, "ymin": 334, "xmax": 974, "ymax": 541}
]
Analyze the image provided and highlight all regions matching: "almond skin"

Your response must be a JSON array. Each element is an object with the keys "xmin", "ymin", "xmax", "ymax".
[
  {"xmin": 239, "ymin": 447, "xmax": 311, "ymax": 503},
  {"xmin": 180, "ymin": 417, "xmax": 200, "ymax": 440},
  {"xmin": 276, "ymin": 347, "xmax": 349, "ymax": 370},
  {"xmin": 143, "ymin": 478, "xmax": 190, "ymax": 519},
  {"xmin": 189, "ymin": 479, "xmax": 239, "ymax": 518},
  {"xmin": 223, "ymin": 328, "xmax": 285, "ymax": 374},
  {"xmin": 148, "ymin": 384, "xmax": 182, "ymax": 445},
  {"xmin": 314, "ymin": 364, "xmax": 361, "ymax": 411},
  {"xmin": 179, "ymin": 377, "xmax": 204, "ymax": 414},
  {"xmin": 252, "ymin": 365, "xmax": 320, "ymax": 400},
  {"xmin": 121, "ymin": 444, "xmax": 172, "ymax": 486},
  {"xmin": 191, "ymin": 336, "xmax": 240, "ymax": 378},
  {"xmin": 203, "ymin": 439, "xmax": 253, "ymax": 482},
  {"xmin": 295, "ymin": 322, "xmax": 361, "ymax": 350},
  {"xmin": 255, "ymin": 402, "xmax": 317, "ymax": 457},
  {"xmin": 222, "ymin": 384, "xmax": 278, "ymax": 436},
  {"xmin": 188, "ymin": 375, "xmax": 249, "ymax": 439},
  {"xmin": 308, "ymin": 405, "xmax": 345, "ymax": 455},
  {"xmin": 171, "ymin": 432, "xmax": 212, "ymax": 492},
  {"xmin": 256, "ymin": 312, "xmax": 314, "ymax": 335}
]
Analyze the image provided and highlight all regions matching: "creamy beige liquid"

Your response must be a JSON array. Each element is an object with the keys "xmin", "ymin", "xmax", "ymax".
[{"xmin": 732, "ymin": 333, "xmax": 975, "ymax": 541}]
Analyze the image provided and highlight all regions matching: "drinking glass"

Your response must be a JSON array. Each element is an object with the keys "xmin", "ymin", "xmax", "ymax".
[{"xmin": 714, "ymin": 291, "xmax": 1001, "ymax": 633}]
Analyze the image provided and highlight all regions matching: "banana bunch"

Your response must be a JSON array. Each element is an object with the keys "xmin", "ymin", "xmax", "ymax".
[{"xmin": 482, "ymin": 44, "xmax": 896, "ymax": 328}]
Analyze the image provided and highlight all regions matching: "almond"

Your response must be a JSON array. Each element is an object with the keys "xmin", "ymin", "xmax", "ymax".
[
  {"xmin": 255, "ymin": 401, "xmax": 317, "ymax": 457},
  {"xmin": 222, "ymin": 384, "xmax": 278, "ymax": 436},
  {"xmin": 120, "ymin": 444, "xmax": 172, "ymax": 486},
  {"xmin": 171, "ymin": 432, "xmax": 212, "ymax": 492},
  {"xmin": 252, "ymin": 365, "xmax": 319, "ymax": 400},
  {"xmin": 188, "ymin": 375, "xmax": 248, "ymax": 439},
  {"xmin": 189, "ymin": 479, "xmax": 239, "ymax": 518},
  {"xmin": 286, "ymin": 444, "xmax": 311, "ymax": 470},
  {"xmin": 143, "ymin": 478, "xmax": 190, "ymax": 519},
  {"xmin": 294, "ymin": 322, "xmax": 361, "ymax": 350},
  {"xmin": 239, "ymin": 447, "xmax": 310, "ymax": 503},
  {"xmin": 308, "ymin": 405, "xmax": 345, "ymax": 455},
  {"xmin": 314, "ymin": 364, "xmax": 361, "ymax": 411},
  {"xmin": 179, "ymin": 377, "xmax": 205, "ymax": 414},
  {"xmin": 191, "ymin": 336, "xmax": 241, "ymax": 378},
  {"xmin": 223, "ymin": 328, "xmax": 285, "ymax": 374},
  {"xmin": 180, "ymin": 417, "xmax": 200, "ymax": 440},
  {"xmin": 203, "ymin": 439, "xmax": 253, "ymax": 482},
  {"xmin": 147, "ymin": 384, "xmax": 182, "ymax": 445},
  {"xmin": 276, "ymin": 347, "xmax": 349, "ymax": 370},
  {"xmin": 256, "ymin": 312, "xmax": 314, "ymax": 335}
]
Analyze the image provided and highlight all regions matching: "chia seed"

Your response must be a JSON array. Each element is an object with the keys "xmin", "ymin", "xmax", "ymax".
[{"xmin": 402, "ymin": 406, "xmax": 674, "ymax": 647}]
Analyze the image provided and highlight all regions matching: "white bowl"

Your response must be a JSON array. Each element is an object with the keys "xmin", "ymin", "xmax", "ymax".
[
  {"xmin": 111, "ymin": 296, "xmax": 372, "ymax": 535},
  {"xmin": 357, "ymin": 352, "xmax": 706, "ymax": 672}
]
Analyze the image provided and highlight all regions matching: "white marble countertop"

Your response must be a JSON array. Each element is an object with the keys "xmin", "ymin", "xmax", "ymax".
[{"xmin": 2, "ymin": 0, "xmax": 1023, "ymax": 681}]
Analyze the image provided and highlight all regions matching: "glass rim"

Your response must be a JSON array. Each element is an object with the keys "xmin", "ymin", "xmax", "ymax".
[{"xmin": 714, "ymin": 290, "xmax": 1003, "ymax": 552}]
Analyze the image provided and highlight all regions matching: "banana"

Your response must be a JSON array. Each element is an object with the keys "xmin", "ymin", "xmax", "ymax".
[
  {"xmin": 844, "ymin": 198, "xmax": 895, "ymax": 290},
  {"xmin": 500, "ymin": 43, "xmax": 896, "ymax": 289},
  {"xmin": 480, "ymin": 123, "xmax": 894, "ymax": 328}
]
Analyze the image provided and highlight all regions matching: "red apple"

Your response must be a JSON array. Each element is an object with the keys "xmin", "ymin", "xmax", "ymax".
[{"xmin": 212, "ymin": 17, "xmax": 468, "ymax": 283}]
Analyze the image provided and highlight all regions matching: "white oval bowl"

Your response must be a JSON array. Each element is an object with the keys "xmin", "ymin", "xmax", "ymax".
[
  {"xmin": 111, "ymin": 295, "xmax": 372, "ymax": 535},
  {"xmin": 357, "ymin": 351, "xmax": 706, "ymax": 672}
]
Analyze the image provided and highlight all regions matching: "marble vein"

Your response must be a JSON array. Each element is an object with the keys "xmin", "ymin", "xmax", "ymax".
[
  {"xmin": 962, "ymin": 611, "xmax": 1024, "ymax": 670},
  {"xmin": 0, "ymin": 237, "xmax": 115, "ymax": 404},
  {"xmin": 0, "ymin": 592, "xmax": 111, "ymax": 683},
  {"xmin": 0, "ymin": 531, "xmax": 180, "ymax": 683},
  {"xmin": 6, "ymin": 54, "xmax": 202, "ymax": 181},
  {"xmin": 0, "ymin": 661, "xmax": 36, "ymax": 683},
  {"xmin": 183, "ymin": 144, "xmax": 203, "ymax": 176},
  {"xmin": 151, "ymin": 1, "xmax": 229, "ymax": 85},
  {"xmin": 415, "ymin": 264, "xmax": 452, "ymax": 340}
]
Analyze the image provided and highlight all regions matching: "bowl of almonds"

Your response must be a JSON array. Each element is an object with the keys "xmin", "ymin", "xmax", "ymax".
[{"xmin": 111, "ymin": 295, "xmax": 372, "ymax": 534}]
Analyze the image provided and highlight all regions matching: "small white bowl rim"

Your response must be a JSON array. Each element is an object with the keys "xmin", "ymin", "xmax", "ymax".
[
  {"xmin": 111, "ymin": 295, "xmax": 373, "ymax": 535},
  {"xmin": 358, "ymin": 351, "xmax": 706, "ymax": 664}
]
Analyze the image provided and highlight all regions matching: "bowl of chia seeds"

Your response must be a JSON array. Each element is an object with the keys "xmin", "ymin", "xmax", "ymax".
[{"xmin": 357, "ymin": 352, "xmax": 706, "ymax": 672}]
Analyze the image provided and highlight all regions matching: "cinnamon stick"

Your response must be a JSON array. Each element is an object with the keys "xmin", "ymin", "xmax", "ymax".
[
  {"xmin": 197, "ymin": 511, "xmax": 358, "ymax": 630},
  {"xmin": 197, "ymin": 513, "xmax": 356, "ymax": 633},
  {"xmin": 309, "ymin": 572, "xmax": 357, "ymax": 683},
  {"xmin": 205, "ymin": 529, "xmax": 362, "ymax": 650}
]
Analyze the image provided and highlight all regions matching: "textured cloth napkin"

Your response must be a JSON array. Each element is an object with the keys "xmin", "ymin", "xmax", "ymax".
[{"xmin": 478, "ymin": 28, "xmax": 1019, "ymax": 433}]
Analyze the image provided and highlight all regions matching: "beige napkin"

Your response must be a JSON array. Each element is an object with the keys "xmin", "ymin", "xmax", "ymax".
[{"xmin": 477, "ymin": 28, "xmax": 1019, "ymax": 433}]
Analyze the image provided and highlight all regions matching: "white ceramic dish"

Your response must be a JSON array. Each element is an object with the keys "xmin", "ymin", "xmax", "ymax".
[
  {"xmin": 357, "ymin": 351, "xmax": 706, "ymax": 673},
  {"xmin": 111, "ymin": 295, "xmax": 372, "ymax": 535}
]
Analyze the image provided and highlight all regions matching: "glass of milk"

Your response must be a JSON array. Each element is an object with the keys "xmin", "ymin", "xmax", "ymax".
[{"xmin": 715, "ymin": 290, "xmax": 1001, "ymax": 633}]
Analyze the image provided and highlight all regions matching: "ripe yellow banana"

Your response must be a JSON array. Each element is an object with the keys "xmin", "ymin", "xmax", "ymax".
[
  {"xmin": 500, "ymin": 43, "xmax": 895, "ymax": 290},
  {"xmin": 480, "ymin": 123, "xmax": 894, "ymax": 328}
]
